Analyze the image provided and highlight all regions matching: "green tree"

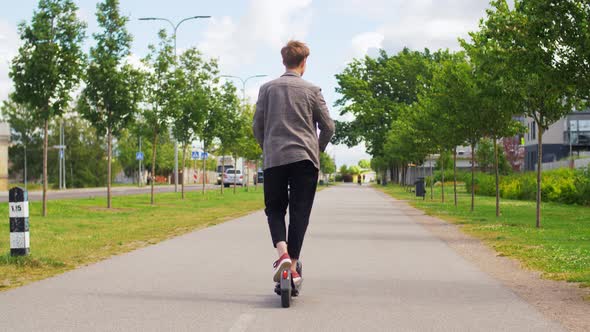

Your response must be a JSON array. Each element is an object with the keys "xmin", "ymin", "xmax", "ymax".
[
  {"xmin": 348, "ymin": 165, "xmax": 361, "ymax": 176},
  {"xmin": 413, "ymin": 52, "xmax": 469, "ymax": 205},
  {"xmin": 0, "ymin": 98, "xmax": 43, "ymax": 186},
  {"xmin": 481, "ymin": 0, "xmax": 579, "ymax": 227},
  {"xmin": 358, "ymin": 159, "xmax": 371, "ymax": 170},
  {"xmin": 116, "ymin": 121, "xmax": 175, "ymax": 183},
  {"xmin": 47, "ymin": 115, "xmax": 111, "ymax": 188},
  {"xmin": 422, "ymin": 53, "xmax": 485, "ymax": 211},
  {"xmin": 476, "ymin": 138, "xmax": 511, "ymax": 175},
  {"xmin": 384, "ymin": 107, "xmax": 432, "ymax": 188},
  {"xmin": 339, "ymin": 165, "xmax": 349, "ymax": 176},
  {"xmin": 173, "ymin": 48, "xmax": 218, "ymax": 199},
  {"xmin": 214, "ymin": 82, "xmax": 241, "ymax": 194},
  {"xmin": 320, "ymin": 152, "xmax": 336, "ymax": 183},
  {"xmin": 10, "ymin": 0, "xmax": 86, "ymax": 216},
  {"xmin": 142, "ymin": 30, "xmax": 180, "ymax": 205},
  {"xmin": 334, "ymin": 49, "xmax": 435, "ymax": 180},
  {"xmin": 462, "ymin": 25, "xmax": 524, "ymax": 217},
  {"xmin": 79, "ymin": 0, "xmax": 142, "ymax": 208},
  {"xmin": 240, "ymin": 104, "xmax": 263, "ymax": 191}
]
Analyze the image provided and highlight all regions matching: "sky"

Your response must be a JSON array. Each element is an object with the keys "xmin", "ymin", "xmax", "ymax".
[{"xmin": 0, "ymin": 0, "xmax": 492, "ymax": 167}]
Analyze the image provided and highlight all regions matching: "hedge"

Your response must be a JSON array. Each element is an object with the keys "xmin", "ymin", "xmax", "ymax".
[
  {"xmin": 464, "ymin": 168, "xmax": 590, "ymax": 206},
  {"xmin": 426, "ymin": 170, "xmax": 470, "ymax": 186}
]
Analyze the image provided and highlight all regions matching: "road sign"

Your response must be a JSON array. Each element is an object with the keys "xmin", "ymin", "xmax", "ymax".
[
  {"xmin": 201, "ymin": 152, "xmax": 208, "ymax": 159},
  {"xmin": 191, "ymin": 151, "xmax": 200, "ymax": 160},
  {"xmin": 136, "ymin": 152, "xmax": 144, "ymax": 161},
  {"xmin": 59, "ymin": 150, "xmax": 64, "ymax": 160}
]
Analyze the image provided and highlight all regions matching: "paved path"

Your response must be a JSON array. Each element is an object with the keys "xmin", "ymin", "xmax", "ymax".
[
  {"xmin": 0, "ymin": 185, "xmax": 563, "ymax": 331},
  {"xmin": 0, "ymin": 184, "xmax": 220, "ymax": 202}
]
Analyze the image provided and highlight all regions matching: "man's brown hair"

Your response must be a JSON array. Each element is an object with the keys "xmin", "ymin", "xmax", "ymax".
[{"xmin": 281, "ymin": 40, "xmax": 310, "ymax": 69}]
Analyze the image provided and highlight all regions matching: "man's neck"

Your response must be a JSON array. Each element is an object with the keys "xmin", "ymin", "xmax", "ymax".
[{"xmin": 286, "ymin": 67, "xmax": 303, "ymax": 76}]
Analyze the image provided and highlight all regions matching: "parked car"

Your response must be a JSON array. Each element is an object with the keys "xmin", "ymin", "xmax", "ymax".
[
  {"xmin": 223, "ymin": 169, "xmax": 243, "ymax": 187},
  {"xmin": 254, "ymin": 170, "xmax": 264, "ymax": 184},
  {"xmin": 217, "ymin": 166, "xmax": 234, "ymax": 185}
]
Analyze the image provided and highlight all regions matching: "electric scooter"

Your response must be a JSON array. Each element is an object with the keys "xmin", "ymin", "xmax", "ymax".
[{"xmin": 274, "ymin": 261, "xmax": 302, "ymax": 308}]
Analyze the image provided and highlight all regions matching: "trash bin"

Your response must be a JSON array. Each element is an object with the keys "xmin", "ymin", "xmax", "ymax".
[{"xmin": 415, "ymin": 177, "xmax": 425, "ymax": 198}]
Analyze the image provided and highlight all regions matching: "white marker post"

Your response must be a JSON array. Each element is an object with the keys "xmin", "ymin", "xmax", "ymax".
[{"xmin": 9, "ymin": 187, "xmax": 29, "ymax": 256}]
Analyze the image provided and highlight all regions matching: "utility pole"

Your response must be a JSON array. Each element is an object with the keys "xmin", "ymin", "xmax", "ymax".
[
  {"xmin": 139, "ymin": 15, "xmax": 211, "ymax": 193},
  {"xmin": 219, "ymin": 74, "xmax": 267, "ymax": 191},
  {"xmin": 59, "ymin": 122, "xmax": 62, "ymax": 190}
]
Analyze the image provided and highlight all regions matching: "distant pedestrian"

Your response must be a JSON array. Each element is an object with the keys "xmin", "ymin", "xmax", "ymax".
[{"xmin": 253, "ymin": 40, "xmax": 335, "ymax": 286}]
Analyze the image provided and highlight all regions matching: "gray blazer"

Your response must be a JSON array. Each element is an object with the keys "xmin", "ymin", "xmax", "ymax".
[{"xmin": 253, "ymin": 71, "xmax": 335, "ymax": 170}]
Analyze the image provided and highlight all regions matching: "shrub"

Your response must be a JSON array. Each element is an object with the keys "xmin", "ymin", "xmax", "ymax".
[
  {"xmin": 426, "ymin": 170, "xmax": 469, "ymax": 186},
  {"xmin": 464, "ymin": 168, "xmax": 590, "ymax": 206}
]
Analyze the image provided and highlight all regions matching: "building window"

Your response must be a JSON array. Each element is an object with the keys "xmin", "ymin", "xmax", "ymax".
[
  {"xmin": 531, "ymin": 122, "xmax": 536, "ymax": 140},
  {"xmin": 580, "ymin": 120, "xmax": 590, "ymax": 131}
]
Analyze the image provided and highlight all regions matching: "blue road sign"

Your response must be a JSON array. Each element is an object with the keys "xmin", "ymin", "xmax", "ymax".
[
  {"xmin": 136, "ymin": 152, "xmax": 144, "ymax": 161},
  {"xmin": 192, "ymin": 151, "xmax": 200, "ymax": 160},
  {"xmin": 59, "ymin": 150, "xmax": 64, "ymax": 160},
  {"xmin": 201, "ymin": 152, "xmax": 209, "ymax": 159}
]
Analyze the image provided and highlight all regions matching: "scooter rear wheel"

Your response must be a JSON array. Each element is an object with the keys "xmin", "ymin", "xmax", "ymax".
[{"xmin": 280, "ymin": 269, "xmax": 291, "ymax": 308}]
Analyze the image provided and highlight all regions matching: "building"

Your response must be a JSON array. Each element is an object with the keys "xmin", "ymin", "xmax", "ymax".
[
  {"xmin": 523, "ymin": 110, "xmax": 590, "ymax": 171},
  {"xmin": 0, "ymin": 123, "xmax": 9, "ymax": 191}
]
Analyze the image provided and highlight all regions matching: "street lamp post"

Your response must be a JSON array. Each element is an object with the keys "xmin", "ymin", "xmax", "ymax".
[
  {"xmin": 220, "ymin": 74, "xmax": 268, "ymax": 104},
  {"xmin": 139, "ymin": 15, "xmax": 211, "ymax": 193},
  {"xmin": 220, "ymin": 74, "xmax": 267, "ymax": 189}
]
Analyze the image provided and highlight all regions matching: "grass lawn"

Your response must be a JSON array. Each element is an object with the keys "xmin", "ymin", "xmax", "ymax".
[
  {"xmin": 0, "ymin": 188, "xmax": 265, "ymax": 290},
  {"xmin": 376, "ymin": 184, "xmax": 590, "ymax": 288}
]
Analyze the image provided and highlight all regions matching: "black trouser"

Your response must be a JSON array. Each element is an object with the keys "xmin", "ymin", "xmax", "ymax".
[{"xmin": 264, "ymin": 160, "xmax": 318, "ymax": 260}]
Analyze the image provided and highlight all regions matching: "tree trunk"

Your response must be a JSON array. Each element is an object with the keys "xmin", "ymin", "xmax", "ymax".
[
  {"xmin": 390, "ymin": 165, "xmax": 395, "ymax": 185},
  {"xmin": 471, "ymin": 143, "xmax": 475, "ymax": 212},
  {"xmin": 150, "ymin": 127, "xmax": 158, "ymax": 205},
  {"xmin": 494, "ymin": 138, "xmax": 500, "ymax": 217},
  {"xmin": 233, "ymin": 156, "xmax": 237, "ymax": 194},
  {"xmin": 107, "ymin": 127, "xmax": 112, "ymax": 209},
  {"xmin": 246, "ymin": 161, "xmax": 249, "ymax": 192},
  {"xmin": 441, "ymin": 152, "xmax": 445, "ymax": 203},
  {"xmin": 202, "ymin": 145, "xmax": 206, "ymax": 195},
  {"xmin": 536, "ymin": 126, "xmax": 543, "ymax": 228},
  {"xmin": 181, "ymin": 144, "xmax": 187, "ymax": 200},
  {"xmin": 42, "ymin": 118, "xmax": 48, "ymax": 217},
  {"xmin": 220, "ymin": 154, "xmax": 224, "ymax": 195},
  {"xmin": 453, "ymin": 147, "xmax": 457, "ymax": 207}
]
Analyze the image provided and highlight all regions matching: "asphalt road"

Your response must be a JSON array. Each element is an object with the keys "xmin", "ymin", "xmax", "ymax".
[
  {"xmin": 0, "ymin": 184, "xmax": 564, "ymax": 331},
  {"xmin": 0, "ymin": 183, "xmax": 227, "ymax": 202}
]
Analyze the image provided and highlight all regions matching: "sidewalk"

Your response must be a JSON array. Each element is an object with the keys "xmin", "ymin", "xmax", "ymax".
[
  {"xmin": 0, "ymin": 184, "xmax": 564, "ymax": 331},
  {"xmin": 0, "ymin": 183, "xmax": 222, "ymax": 202}
]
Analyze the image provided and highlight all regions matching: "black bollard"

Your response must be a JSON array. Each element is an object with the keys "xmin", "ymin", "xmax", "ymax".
[{"xmin": 9, "ymin": 187, "xmax": 29, "ymax": 256}]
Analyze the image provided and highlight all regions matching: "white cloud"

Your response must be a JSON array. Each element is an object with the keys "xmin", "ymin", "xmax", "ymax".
[
  {"xmin": 351, "ymin": 31, "xmax": 384, "ymax": 59},
  {"xmin": 0, "ymin": 20, "xmax": 19, "ymax": 103},
  {"xmin": 345, "ymin": 0, "xmax": 490, "ymax": 58},
  {"xmin": 199, "ymin": 0, "xmax": 313, "ymax": 71},
  {"xmin": 327, "ymin": 143, "xmax": 371, "ymax": 168}
]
